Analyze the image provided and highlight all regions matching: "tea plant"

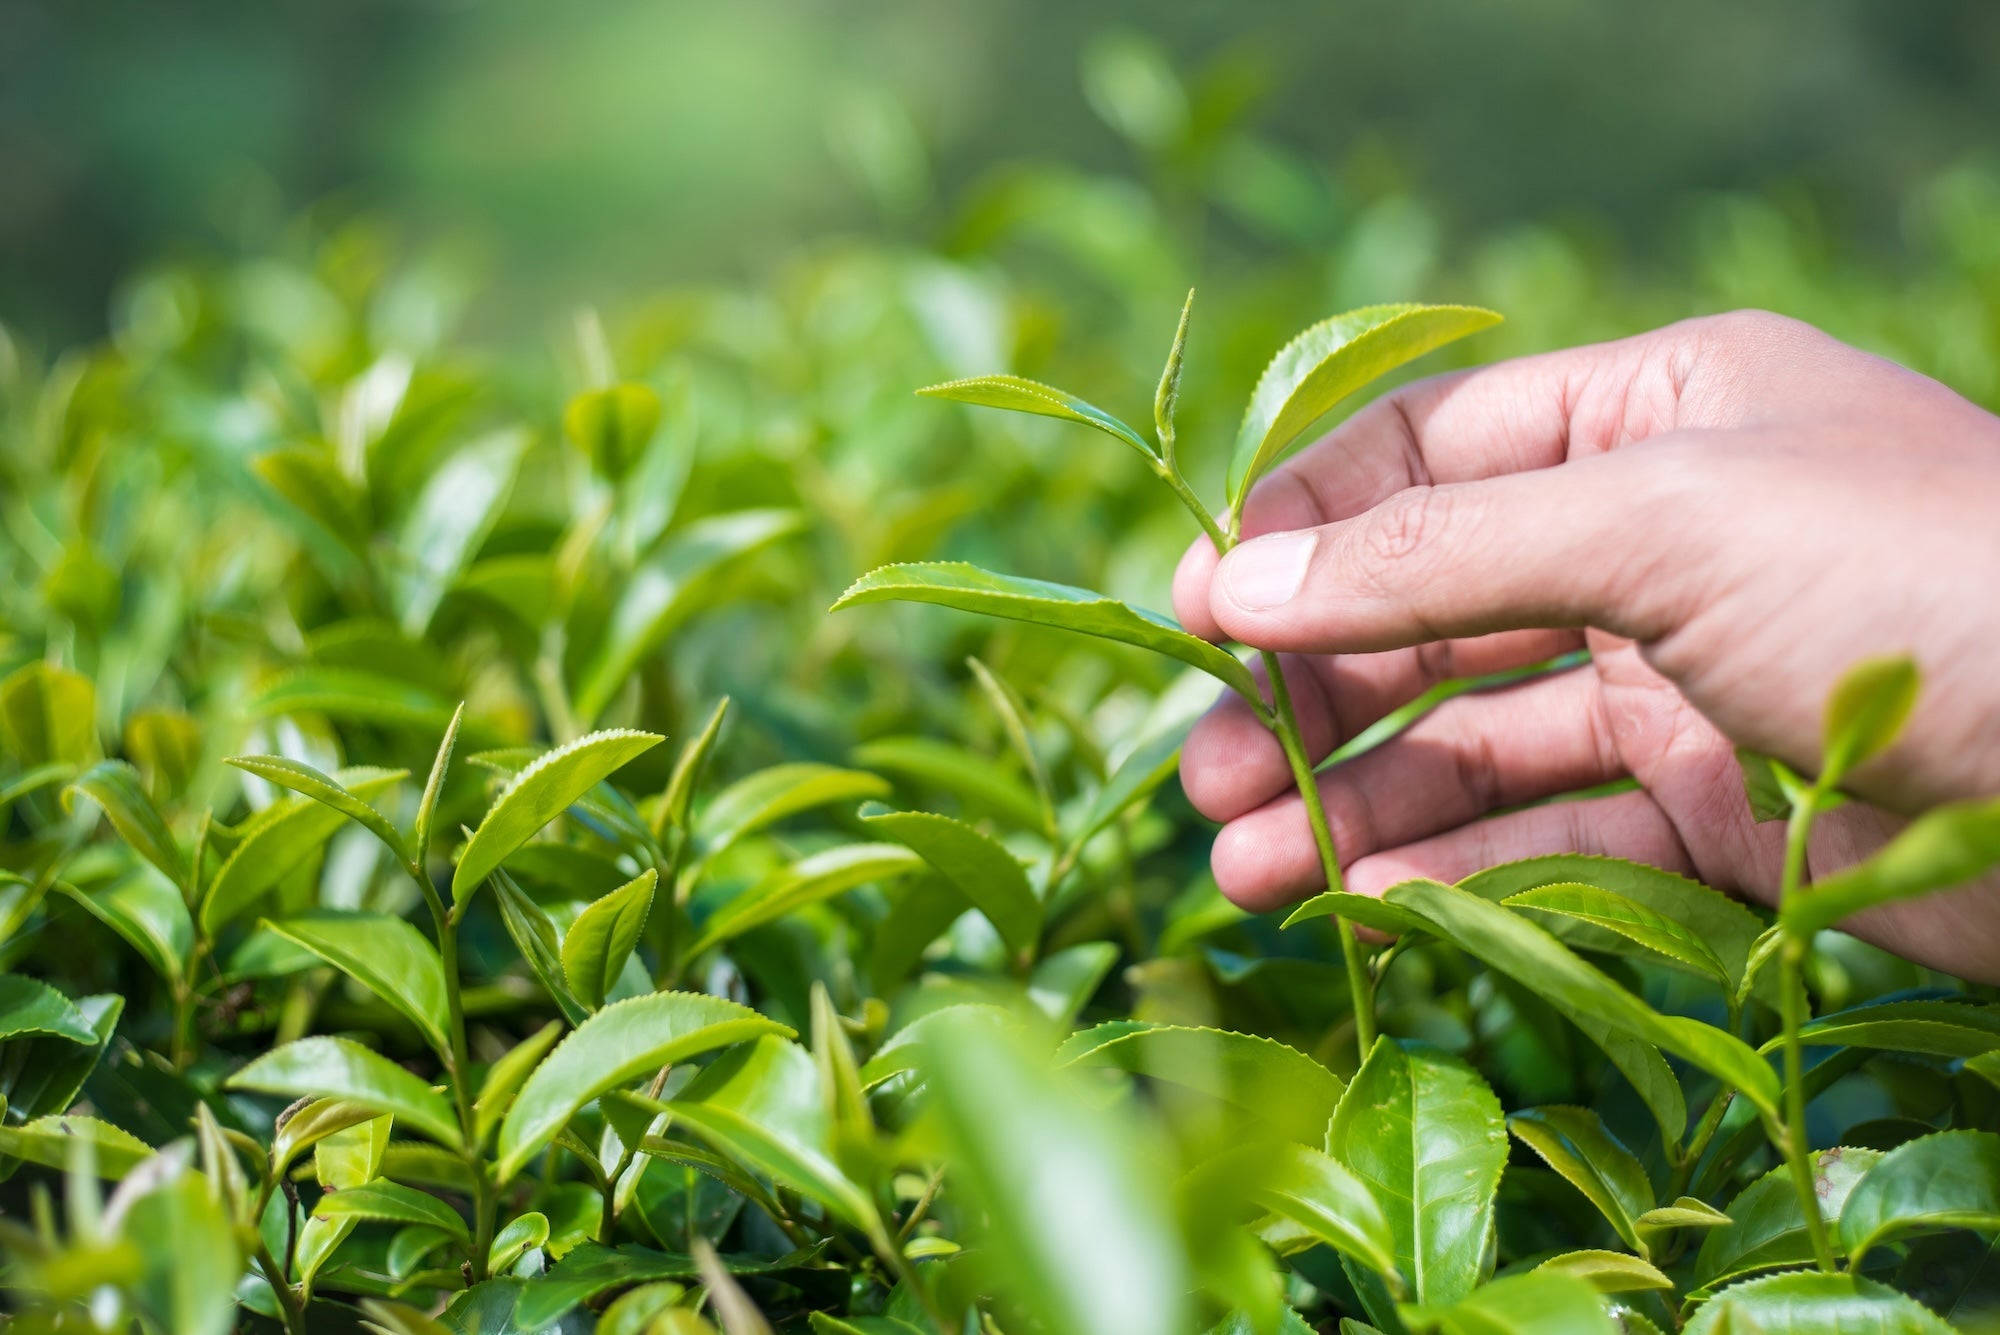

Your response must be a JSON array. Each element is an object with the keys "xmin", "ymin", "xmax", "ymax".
[{"xmin": 0, "ymin": 222, "xmax": 1996, "ymax": 1334}]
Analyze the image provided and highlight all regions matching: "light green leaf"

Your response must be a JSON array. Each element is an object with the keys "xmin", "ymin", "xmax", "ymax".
[
  {"xmin": 917, "ymin": 374, "xmax": 1155, "ymax": 460},
  {"xmin": 696, "ymin": 762, "xmax": 891, "ymax": 855},
  {"xmin": 1059, "ymin": 1022, "xmax": 1345, "ymax": 1146},
  {"xmin": 227, "ymin": 753, "xmax": 414, "ymax": 866},
  {"xmin": 859, "ymin": 804, "xmax": 1040, "ymax": 956},
  {"xmin": 1227, "ymin": 304, "xmax": 1501, "ymax": 508},
  {"xmin": 1505, "ymin": 883, "xmax": 1732, "ymax": 989},
  {"xmin": 1244, "ymin": 1142, "xmax": 1401, "ymax": 1282},
  {"xmin": 656, "ymin": 696, "xmax": 731, "ymax": 835},
  {"xmin": 1778, "ymin": 999, "xmax": 2000, "ymax": 1059},
  {"xmin": 474, "ymin": 1020, "xmax": 564, "ymax": 1149},
  {"xmin": 917, "ymin": 1007, "xmax": 1189, "ymax": 1335},
  {"xmin": 684, "ymin": 843, "xmax": 923, "ymax": 960},
  {"xmin": 565, "ymin": 382, "xmax": 662, "ymax": 479},
  {"xmin": 0, "ymin": 1114, "xmax": 152, "ymax": 1177},
  {"xmin": 123, "ymin": 1166, "xmax": 241, "ymax": 1335},
  {"xmin": 1694, "ymin": 1147, "xmax": 1880, "ymax": 1288},
  {"xmin": 1839, "ymin": 1129, "xmax": 2000, "ymax": 1267},
  {"xmin": 851, "ymin": 734, "xmax": 1043, "ymax": 830},
  {"xmin": 1781, "ymin": 797, "xmax": 2000, "ymax": 938},
  {"xmin": 833, "ymin": 562, "xmax": 1258, "ymax": 700},
  {"xmin": 1420, "ymin": 1270, "xmax": 1614, "ymax": 1335},
  {"xmin": 453, "ymin": 728, "xmax": 663, "ymax": 905},
  {"xmin": 393, "ymin": 428, "xmax": 529, "ymax": 635},
  {"xmin": 264, "ymin": 910, "xmax": 450, "ymax": 1055},
  {"xmin": 415, "ymin": 702, "xmax": 466, "ymax": 869},
  {"xmin": 58, "ymin": 866, "xmax": 192, "ymax": 984},
  {"xmin": 1282, "ymin": 889, "xmax": 1428, "ymax": 937},
  {"xmin": 572, "ymin": 509, "xmax": 805, "ymax": 723},
  {"xmin": 246, "ymin": 667, "xmax": 462, "ymax": 732},
  {"xmin": 1027, "ymin": 941, "xmax": 1119, "ymax": 1025},
  {"xmin": 1530, "ymin": 1251, "xmax": 1672, "ymax": 1294},
  {"xmin": 0, "ymin": 660, "xmax": 95, "ymax": 767},
  {"xmin": 227, "ymin": 1036, "xmax": 462, "ymax": 1148},
  {"xmin": 1684, "ymin": 1271, "xmax": 1956, "ymax": 1335},
  {"xmin": 1737, "ymin": 747, "xmax": 1809, "ymax": 824},
  {"xmin": 202, "ymin": 767, "xmax": 405, "ymax": 932},
  {"xmin": 965, "ymin": 656, "xmax": 1056, "ymax": 836},
  {"xmin": 316, "ymin": 1178, "xmax": 469, "ymax": 1239},
  {"xmin": 63, "ymin": 760, "xmax": 185, "ymax": 887},
  {"xmin": 856, "ymin": 1003, "xmax": 1010, "ymax": 1091},
  {"xmin": 271, "ymin": 1098, "xmax": 386, "ymax": 1180},
  {"xmin": 1329, "ymin": 1038, "xmax": 1506, "ymax": 1306},
  {"xmin": 1154, "ymin": 288, "xmax": 1193, "ymax": 444},
  {"xmin": 1384, "ymin": 879, "xmax": 1778, "ymax": 1121},
  {"xmin": 1634, "ymin": 1196, "xmax": 1730, "ymax": 1250},
  {"xmin": 1820, "ymin": 655, "xmax": 1919, "ymax": 789},
  {"xmin": 496, "ymin": 991, "xmax": 790, "ymax": 1180},
  {"xmin": 488, "ymin": 1210, "xmax": 549, "ymax": 1273},
  {"xmin": 493, "ymin": 868, "xmax": 589, "ymax": 1025},
  {"xmin": 0, "ymin": 973, "xmax": 99, "ymax": 1044},
  {"xmin": 1969, "ymin": 1051, "xmax": 2000, "ymax": 1091},
  {"xmin": 665, "ymin": 1035, "xmax": 877, "ymax": 1230},
  {"xmin": 1067, "ymin": 719, "xmax": 1186, "ymax": 852},
  {"xmin": 1506, "ymin": 1106, "xmax": 1655, "ymax": 1255},
  {"xmin": 562, "ymin": 869, "xmax": 657, "ymax": 1010}
]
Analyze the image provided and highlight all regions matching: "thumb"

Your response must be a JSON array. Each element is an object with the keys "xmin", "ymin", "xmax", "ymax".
[{"xmin": 1209, "ymin": 444, "xmax": 1707, "ymax": 654}]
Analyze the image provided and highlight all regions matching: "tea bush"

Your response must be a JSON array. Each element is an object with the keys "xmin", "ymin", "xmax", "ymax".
[{"xmin": 2, "ymin": 55, "xmax": 1999, "ymax": 1334}]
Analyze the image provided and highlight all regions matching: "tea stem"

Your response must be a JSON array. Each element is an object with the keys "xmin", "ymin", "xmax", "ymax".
[
  {"xmin": 1262, "ymin": 648, "xmax": 1373, "ymax": 1056},
  {"xmin": 1773, "ymin": 793, "xmax": 1838, "ymax": 1273}
]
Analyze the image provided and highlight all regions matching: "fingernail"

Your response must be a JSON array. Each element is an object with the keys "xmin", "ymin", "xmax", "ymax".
[{"xmin": 1223, "ymin": 530, "xmax": 1318, "ymax": 610}]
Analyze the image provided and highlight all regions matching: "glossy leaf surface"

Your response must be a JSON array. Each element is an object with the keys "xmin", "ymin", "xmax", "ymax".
[
  {"xmin": 227, "ymin": 1036, "xmax": 462, "ymax": 1148},
  {"xmin": 917, "ymin": 374, "xmax": 1156, "ymax": 460},
  {"xmin": 453, "ymin": 728, "xmax": 663, "ymax": 903},
  {"xmin": 562, "ymin": 868, "xmax": 658, "ymax": 1010}
]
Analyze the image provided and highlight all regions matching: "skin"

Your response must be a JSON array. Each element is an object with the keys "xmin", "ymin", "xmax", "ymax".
[{"xmin": 1173, "ymin": 309, "xmax": 2000, "ymax": 984}]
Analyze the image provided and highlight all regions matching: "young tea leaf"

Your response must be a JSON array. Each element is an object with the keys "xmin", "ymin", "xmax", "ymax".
[
  {"xmin": 1684, "ymin": 1271, "xmax": 1956, "ymax": 1335},
  {"xmin": 1694, "ymin": 1147, "xmax": 1880, "ymax": 1288},
  {"xmin": 561, "ymin": 868, "xmax": 657, "ymax": 1010},
  {"xmin": 1819, "ymin": 654, "xmax": 1919, "ymax": 789},
  {"xmin": 859, "ymin": 804, "xmax": 1041, "ymax": 957},
  {"xmin": 63, "ymin": 760, "xmax": 185, "ymax": 888},
  {"xmin": 225, "ymin": 754, "xmax": 415, "ymax": 868},
  {"xmin": 314, "ymin": 1179, "xmax": 470, "ymax": 1240},
  {"xmin": 1506, "ymin": 1105, "xmax": 1656, "ymax": 1255},
  {"xmin": 684, "ymin": 843, "xmax": 924, "ymax": 960},
  {"xmin": 565, "ymin": 382, "xmax": 663, "ymax": 479},
  {"xmin": 1058, "ymin": 1022, "xmax": 1345, "ymax": 1146},
  {"xmin": 655, "ymin": 695, "xmax": 731, "ymax": 836},
  {"xmin": 227, "ymin": 1036, "xmax": 462, "ymax": 1148},
  {"xmin": 1504, "ymin": 882, "xmax": 1733, "ymax": 989},
  {"xmin": 414, "ymin": 701, "xmax": 466, "ymax": 869},
  {"xmin": 263, "ymin": 910, "xmax": 451, "ymax": 1055},
  {"xmin": 1780, "ymin": 796, "xmax": 2000, "ymax": 938},
  {"xmin": 695, "ymin": 762, "xmax": 891, "ymax": 857},
  {"xmin": 1530, "ymin": 1250, "xmax": 1673, "ymax": 1294},
  {"xmin": 202, "ymin": 767, "xmax": 405, "ymax": 933},
  {"xmin": 917, "ymin": 374, "xmax": 1156, "ymax": 461}
]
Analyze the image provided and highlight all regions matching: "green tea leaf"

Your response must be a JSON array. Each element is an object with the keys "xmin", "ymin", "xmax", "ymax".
[
  {"xmin": 63, "ymin": 760, "xmax": 186, "ymax": 887},
  {"xmin": 271, "ymin": 1098, "xmax": 385, "ymax": 1180},
  {"xmin": 1154, "ymin": 288, "xmax": 1193, "ymax": 445},
  {"xmin": 1506, "ymin": 1106, "xmax": 1655, "ymax": 1255},
  {"xmin": 1504, "ymin": 883, "xmax": 1732, "ymax": 989},
  {"xmin": 1736, "ymin": 747, "xmax": 1808, "ymax": 824},
  {"xmin": 1694, "ymin": 1147, "xmax": 1879, "ymax": 1288},
  {"xmin": 562, "ymin": 869, "xmax": 657, "ymax": 1010},
  {"xmin": 1226, "ymin": 303, "xmax": 1500, "ymax": 508},
  {"xmin": 264, "ymin": 910, "xmax": 450, "ymax": 1054},
  {"xmin": 1684, "ymin": 1271, "xmax": 1956, "ymax": 1335},
  {"xmin": 314, "ymin": 1179, "xmax": 470, "ymax": 1240},
  {"xmin": 1243, "ymin": 1142, "xmax": 1400, "ymax": 1281},
  {"xmin": 834, "ymin": 562, "xmax": 1259, "ymax": 699},
  {"xmin": 474, "ymin": 1019, "xmax": 564, "ymax": 1149},
  {"xmin": 656, "ymin": 696, "xmax": 730, "ymax": 835},
  {"xmin": 393, "ymin": 428, "xmax": 529, "ymax": 635},
  {"xmin": 851, "ymin": 735, "xmax": 1043, "ymax": 830},
  {"xmin": 1326, "ymin": 1037, "xmax": 1507, "ymax": 1305},
  {"xmin": 0, "ymin": 973, "xmax": 100, "ymax": 1044},
  {"xmin": 1530, "ymin": 1250, "xmax": 1672, "ymax": 1294},
  {"xmin": 696, "ymin": 762, "xmax": 891, "ymax": 855},
  {"xmin": 1780, "ymin": 998, "xmax": 2000, "ymax": 1058},
  {"xmin": 572, "ymin": 509, "xmax": 804, "ymax": 724},
  {"xmin": 1, "ymin": 992, "xmax": 121, "ymax": 1120},
  {"xmin": 496, "ymin": 991, "xmax": 790, "ymax": 1180},
  {"xmin": 123, "ymin": 1165, "xmax": 241, "ymax": 1335},
  {"xmin": 1058, "ymin": 1022, "xmax": 1345, "ymax": 1145},
  {"xmin": 0, "ymin": 1113, "xmax": 152, "ymax": 1177},
  {"xmin": 1384, "ymin": 879, "xmax": 1778, "ymax": 1120},
  {"xmin": 1027, "ymin": 941, "xmax": 1119, "ymax": 1025},
  {"xmin": 493, "ymin": 868, "xmax": 590, "ymax": 1025},
  {"xmin": 246, "ymin": 667, "xmax": 462, "ymax": 732},
  {"xmin": 1781, "ymin": 797, "xmax": 2000, "ymax": 938},
  {"xmin": 58, "ymin": 866, "xmax": 192, "ymax": 984},
  {"xmin": 414, "ymin": 701, "xmax": 466, "ymax": 869},
  {"xmin": 565, "ymin": 382, "xmax": 662, "ymax": 479},
  {"xmin": 859, "ymin": 804, "xmax": 1040, "ymax": 956},
  {"xmin": 856, "ymin": 1002, "xmax": 1011, "ymax": 1091},
  {"xmin": 1281, "ymin": 889, "xmax": 1428, "ymax": 937},
  {"xmin": 202, "ymin": 767, "xmax": 405, "ymax": 932},
  {"xmin": 1634, "ymin": 1195, "xmax": 1730, "ymax": 1250},
  {"xmin": 1820, "ymin": 655, "xmax": 1919, "ymax": 789},
  {"xmin": 1839, "ymin": 1129, "xmax": 2000, "ymax": 1267},
  {"xmin": 965, "ymin": 656, "xmax": 1057, "ymax": 836},
  {"xmin": 917, "ymin": 374, "xmax": 1156, "ymax": 461},
  {"xmin": 684, "ymin": 843, "xmax": 924, "ymax": 959},
  {"xmin": 228, "ymin": 1036, "xmax": 462, "ymax": 1148},
  {"xmin": 0, "ymin": 660, "xmax": 95, "ymax": 767},
  {"xmin": 1421, "ymin": 1270, "xmax": 1614, "ymax": 1335},
  {"xmin": 453, "ymin": 728, "xmax": 663, "ymax": 906},
  {"xmin": 488, "ymin": 1210, "xmax": 549, "ymax": 1273},
  {"xmin": 227, "ymin": 753, "xmax": 415, "ymax": 867}
]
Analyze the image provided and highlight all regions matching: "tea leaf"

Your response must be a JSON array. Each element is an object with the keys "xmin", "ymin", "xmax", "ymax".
[
  {"xmin": 859, "ymin": 804, "xmax": 1040, "ymax": 956},
  {"xmin": 852, "ymin": 734, "xmax": 1044, "ymax": 830},
  {"xmin": 1327, "ymin": 1037, "xmax": 1506, "ymax": 1305},
  {"xmin": 684, "ymin": 843, "xmax": 924, "ymax": 959},
  {"xmin": 1684, "ymin": 1271, "xmax": 1956, "ymax": 1335},
  {"xmin": 856, "ymin": 1002, "xmax": 1010, "ymax": 1090},
  {"xmin": 225, "ymin": 754, "xmax": 415, "ymax": 868},
  {"xmin": 271, "ymin": 1098, "xmax": 385, "ymax": 1180},
  {"xmin": 656, "ymin": 696, "xmax": 731, "ymax": 835},
  {"xmin": 264, "ymin": 910, "xmax": 451, "ymax": 1054},
  {"xmin": 1504, "ymin": 882, "xmax": 1732, "ymax": 989},
  {"xmin": 0, "ymin": 660, "xmax": 96, "ymax": 766},
  {"xmin": 496, "ymin": 991, "xmax": 790, "ymax": 1180},
  {"xmin": 0, "ymin": 1114, "xmax": 152, "ymax": 1177},
  {"xmin": 488, "ymin": 1209, "xmax": 549, "ymax": 1273},
  {"xmin": 566, "ymin": 382, "xmax": 663, "ymax": 479},
  {"xmin": 1838, "ymin": 1130, "xmax": 2000, "ymax": 1267},
  {"xmin": 228, "ymin": 1036, "xmax": 462, "ymax": 1148},
  {"xmin": 1226, "ymin": 304, "xmax": 1501, "ymax": 509},
  {"xmin": 246, "ymin": 666, "xmax": 462, "ymax": 732},
  {"xmin": 123, "ymin": 1165, "xmax": 241, "ymax": 1335},
  {"xmin": 2, "ymin": 992, "xmax": 120, "ymax": 1120},
  {"xmin": 1384, "ymin": 879, "xmax": 1779, "ymax": 1120},
  {"xmin": 1780, "ymin": 797, "xmax": 2000, "ymax": 938},
  {"xmin": 1634, "ymin": 1196, "xmax": 1730, "ymax": 1249},
  {"xmin": 1255, "ymin": 1144, "xmax": 1401, "ymax": 1280},
  {"xmin": 834, "ymin": 562, "xmax": 1258, "ymax": 699},
  {"xmin": 393, "ymin": 428, "xmax": 528, "ymax": 635},
  {"xmin": 453, "ymin": 728, "xmax": 663, "ymax": 906},
  {"xmin": 63, "ymin": 760, "xmax": 185, "ymax": 888},
  {"xmin": 561, "ymin": 868, "xmax": 657, "ymax": 1010},
  {"xmin": 1780, "ymin": 998, "xmax": 2000, "ymax": 1058},
  {"xmin": 1506, "ymin": 1106, "xmax": 1655, "ymax": 1255},
  {"xmin": 1058, "ymin": 1022, "xmax": 1345, "ymax": 1146},
  {"xmin": 965, "ymin": 656, "xmax": 1056, "ymax": 836},
  {"xmin": 1421, "ymin": 1270, "xmax": 1614, "ymax": 1335},
  {"xmin": 917, "ymin": 374, "xmax": 1156, "ymax": 461},
  {"xmin": 202, "ymin": 767, "xmax": 405, "ymax": 932},
  {"xmin": 1820, "ymin": 655, "xmax": 1919, "ymax": 789},
  {"xmin": 1281, "ymin": 889, "xmax": 1428, "ymax": 937},
  {"xmin": 1694, "ymin": 1147, "xmax": 1879, "ymax": 1288},
  {"xmin": 571, "ymin": 509, "xmax": 805, "ymax": 724},
  {"xmin": 1027, "ymin": 941, "xmax": 1119, "ymax": 1025},
  {"xmin": 474, "ymin": 1020, "xmax": 565, "ymax": 1149},
  {"xmin": 57, "ymin": 867, "xmax": 192, "ymax": 984},
  {"xmin": 1530, "ymin": 1250, "xmax": 1672, "ymax": 1294},
  {"xmin": 696, "ymin": 762, "xmax": 891, "ymax": 855},
  {"xmin": 0, "ymin": 973, "xmax": 100, "ymax": 1044},
  {"xmin": 414, "ymin": 701, "xmax": 465, "ymax": 869},
  {"xmin": 314, "ymin": 1179, "xmax": 470, "ymax": 1240},
  {"xmin": 1154, "ymin": 289, "xmax": 1193, "ymax": 446},
  {"xmin": 493, "ymin": 868, "xmax": 590, "ymax": 1024}
]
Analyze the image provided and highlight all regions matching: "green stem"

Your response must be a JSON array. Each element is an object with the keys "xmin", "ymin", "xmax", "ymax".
[
  {"xmin": 1773, "ymin": 796, "xmax": 1838, "ymax": 1273},
  {"xmin": 1263, "ymin": 648, "xmax": 1374, "ymax": 1056},
  {"xmin": 1155, "ymin": 461, "xmax": 1227, "ymax": 551},
  {"xmin": 255, "ymin": 1244, "xmax": 308, "ymax": 1335},
  {"xmin": 428, "ymin": 877, "xmax": 496, "ymax": 1281},
  {"xmin": 1669, "ymin": 1086, "xmax": 1738, "ymax": 1199}
]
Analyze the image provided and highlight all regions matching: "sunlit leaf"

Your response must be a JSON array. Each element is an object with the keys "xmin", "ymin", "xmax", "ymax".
[
  {"xmin": 562, "ymin": 869, "xmax": 657, "ymax": 1010},
  {"xmin": 264, "ymin": 910, "xmax": 451, "ymax": 1054},
  {"xmin": 684, "ymin": 843, "xmax": 924, "ymax": 960},
  {"xmin": 63, "ymin": 760, "xmax": 185, "ymax": 887},
  {"xmin": 1684, "ymin": 1271, "xmax": 1956, "ymax": 1334},
  {"xmin": 917, "ymin": 373, "xmax": 1155, "ymax": 460},
  {"xmin": 696, "ymin": 762, "xmax": 890, "ymax": 856},
  {"xmin": 392, "ymin": 428, "xmax": 529, "ymax": 635},
  {"xmin": 0, "ymin": 1113, "xmax": 152, "ymax": 1177},
  {"xmin": 565, "ymin": 382, "xmax": 662, "ymax": 479},
  {"xmin": 202, "ymin": 767, "xmax": 405, "ymax": 932},
  {"xmin": 1504, "ymin": 883, "xmax": 1732, "ymax": 989},
  {"xmin": 1059, "ymin": 1022, "xmax": 1344, "ymax": 1146},
  {"xmin": 1781, "ymin": 797, "xmax": 2000, "ymax": 938},
  {"xmin": 1530, "ymin": 1250, "xmax": 1672, "ymax": 1294},
  {"xmin": 227, "ymin": 1036, "xmax": 462, "ymax": 1148},
  {"xmin": 1820, "ymin": 654, "xmax": 1919, "ymax": 789},
  {"xmin": 860, "ymin": 804, "xmax": 1040, "ymax": 956}
]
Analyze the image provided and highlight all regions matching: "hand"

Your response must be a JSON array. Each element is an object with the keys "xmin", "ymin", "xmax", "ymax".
[{"xmin": 1173, "ymin": 310, "xmax": 2000, "ymax": 983}]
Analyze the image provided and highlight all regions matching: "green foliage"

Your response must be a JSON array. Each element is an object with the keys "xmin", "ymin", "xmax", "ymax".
[{"xmin": 0, "ymin": 53, "xmax": 1995, "ymax": 1331}]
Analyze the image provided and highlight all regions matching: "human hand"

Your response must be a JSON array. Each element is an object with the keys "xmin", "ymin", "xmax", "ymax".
[{"xmin": 1173, "ymin": 310, "xmax": 2000, "ymax": 982}]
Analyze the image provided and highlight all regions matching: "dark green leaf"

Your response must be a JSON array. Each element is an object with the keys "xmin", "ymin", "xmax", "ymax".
[
  {"xmin": 834, "ymin": 562, "xmax": 1258, "ymax": 699},
  {"xmin": 493, "ymin": 868, "xmax": 589, "ymax": 1024},
  {"xmin": 1685, "ymin": 1271, "xmax": 1955, "ymax": 1334},
  {"xmin": 917, "ymin": 374, "xmax": 1155, "ymax": 460},
  {"xmin": 1506, "ymin": 1106, "xmax": 1655, "ymax": 1255},
  {"xmin": 57, "ymin": 866, "xmax": 192, "ymax": 984},
  {"xmin": 1839, "ymin": 1129, "xmax": 2000, "ymax": 1267},
  {"xmin": 1694, "ymin": 1147, "xmax": 1879, "ymax": 1288}
]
